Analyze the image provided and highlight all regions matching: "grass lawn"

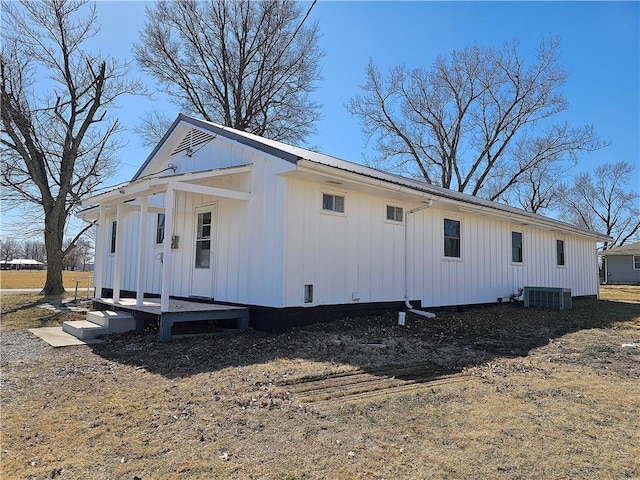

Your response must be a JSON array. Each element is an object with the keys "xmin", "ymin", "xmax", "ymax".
[
  {"xmin": 1, "ymin": 286, "xmax": 639, "ymax": 479},
  {"xmin": 0, "ymin": 270, "xmax": 93, "ymax": 290}
]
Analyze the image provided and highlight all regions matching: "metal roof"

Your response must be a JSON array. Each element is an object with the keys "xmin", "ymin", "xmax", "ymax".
[{"xmin": 124, "ymin": 114, "xmax": 610, "ymax": 241}]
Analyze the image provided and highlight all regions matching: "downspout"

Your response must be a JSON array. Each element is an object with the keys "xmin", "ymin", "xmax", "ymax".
[{"xmin": 404, "ymin": 200, "xmax": 436, "ymax": 319}]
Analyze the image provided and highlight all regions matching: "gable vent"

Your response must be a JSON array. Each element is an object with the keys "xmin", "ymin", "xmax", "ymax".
[
  {"xmin": 523, "ymin": 287, "xmax": 572, "ymax": 310},
  {"xmin": 171, "ymin": 128, "xmax": 216, "ymax": 156}
]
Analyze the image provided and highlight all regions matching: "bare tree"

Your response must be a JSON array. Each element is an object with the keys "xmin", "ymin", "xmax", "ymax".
[
  {"xmin": 75, "ymin": 236, "xmax": 93, "ymax": 271},
  {"xmin": 134, "ymin": 0, "xmax": 323, "ymax": 147},
  {"xmin": 0, "ymin": 238, "xmax": 22, "ymax": 263},
  {"xmin": 557, "ymin": 161, "xmax": 640, "ymax": 249},
  {"xmin": 23, "ymin": 239, "xmax": 47, "ymax": 263},
  {"xmin": 348, "ymin": 37, "xmax": 606, "ymax": 208},
  {"xmin": 1, "ymin": 0, "xmax": 142, "ymax": 295}
]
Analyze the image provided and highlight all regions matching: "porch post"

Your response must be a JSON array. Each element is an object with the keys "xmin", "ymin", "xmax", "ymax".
[
  {"xmin": 161, "ymin": 186, "xmax": 174, "ymax": 312},
  {"xmin": 94, "ymin": 205, "xmax": 106, "ymax": 300},
  {"xmin": 136, "ymin": 194, "xmax": 148, "ymax": 307},
  {"xmin": 113, "ymin": 202, "xmax": 124, "ymax": 303}
]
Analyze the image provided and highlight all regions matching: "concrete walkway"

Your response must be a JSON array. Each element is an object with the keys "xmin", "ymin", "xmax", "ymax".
[{"xmin": 28, "ymin": 327, "xmax": 103, "ymax": 347}]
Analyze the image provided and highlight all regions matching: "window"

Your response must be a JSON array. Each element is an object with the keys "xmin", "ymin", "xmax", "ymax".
[
  {"xmin": 556, "ymin": 239, "xmax": 565, "ymax": 266},
  {"xmin": 512, "ymin": 231, "xmax": 523, "ymax": 263},
  {"xmin": 386, "ymin": 205, "xmax": 404, "ymax": 222},
  {"xmin": 156, "ymin": 213, "xmax": 165, "ymax": 244},
  {"xmin": 195, "ymin": 211, "xmax": 212, "ymax": 269},
  {"xmin": 304, "ymin": 284, "xmax": 313, "ymax": 303},
  {"xmin": 110, "ymin": 221, "xmax": 117, "ymax": 254},
  {"xmin": 322, "ymin": 193, "xmax": 344, "ymax": 213},
  {"xmin": 634, "ymin": 255, "xmax": 640, "ymax": 270},
  {"xmin": 444, "ymin": 218, "xmax": 461, "ymax": 258}
]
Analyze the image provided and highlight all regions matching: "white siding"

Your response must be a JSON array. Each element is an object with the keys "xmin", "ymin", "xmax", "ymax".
[
  {"xmin": 283, "ymin": 178, "xmax": 600, "ymax": 309},
  {"xmin": 141, "ymin": 131, "xmax": 255, "ymax": 179},
  {"xmin": 100, "ymin": 129, "xmax": 600, "ymax": 310},
  {"xmin": 410, "ymin": 208, "xmax": 599, "ymax": 307},
  {"xmin": 283, "ymin": 178, "xmax": 406, "ymax": 307},
  {"xmin": 100, "ymin": 142, "xmax": 292, "ymax": 308}
]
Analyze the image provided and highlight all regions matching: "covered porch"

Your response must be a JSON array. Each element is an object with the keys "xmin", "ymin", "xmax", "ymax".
[{"xmin": 79, "ymin": 164, "xmax": 253, "ymax": 342}]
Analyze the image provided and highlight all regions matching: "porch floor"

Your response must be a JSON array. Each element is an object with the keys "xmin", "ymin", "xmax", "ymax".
[{"xmin": 95, "ymin": 297, "xmax": 250, "ymax": 343}]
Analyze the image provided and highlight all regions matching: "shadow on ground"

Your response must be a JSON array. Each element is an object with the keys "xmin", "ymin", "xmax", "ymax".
[{"xmin": 87, "ymin": 297, "xmax": 640, "ymax": 386}]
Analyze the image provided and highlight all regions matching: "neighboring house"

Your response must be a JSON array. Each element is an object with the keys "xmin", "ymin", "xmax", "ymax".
[
  {"xmin": 601, "ymin": 242, "xmax": 640, "ymax": 285},
  {"xmin": 79, "ymin": 114, "xmax": 610, "ymax": 330},
  {"xmin": 0, "ymin": 259, "xmax": 45, "ymax": 270}
]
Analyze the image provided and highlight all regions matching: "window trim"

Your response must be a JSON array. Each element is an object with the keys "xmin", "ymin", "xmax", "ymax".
[
  {"xmin": 321, "ymin": 192, "xmax": 346, "ymax": 215},
  {"xmin": 110, "ymin": 220, "xmax": 117, "ymax": 254},
  {"xmin": 633, "ymin": 255, "xmax": 640, "ymax": 270},
  {"xmin": 155, "ymin": 213, "xmax": 165, "ymax": 245},
  {"xmin": 443, "ymin": 216, "xmax": 462, "ymax": 260},
  {"xmin": 556, "ymin": 238, "xmax": 566, "ymax": 267},
  {"xmin": 511, "ymin": 230, "xmax": 523, "ymax": 264},
  {"xmin": 194, "ymin": 209, "xmax": 213, "ymax": 269},
  {"xmin": 385, "ymin": 205, "xmax": 404, "ymax": 223}
]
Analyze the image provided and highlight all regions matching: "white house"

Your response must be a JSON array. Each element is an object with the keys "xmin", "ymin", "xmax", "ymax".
[
  {"xmin": 79, "ymin": 114, "xmax": 609, "ymax": 332},
  {"xmin": 0, "ymin": 259, "xmax": 45, "ymax": 270}
]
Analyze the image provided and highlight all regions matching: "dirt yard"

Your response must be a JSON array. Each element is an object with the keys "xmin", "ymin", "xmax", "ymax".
[{"xmin": 1, "ymin": 286, "xmax": 639, "ymax": 479}]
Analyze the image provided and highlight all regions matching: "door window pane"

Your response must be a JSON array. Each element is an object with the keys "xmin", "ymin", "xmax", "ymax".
[
  {"xmin": 195, "ymin": 240, "xmax": 211, "ymax": 269},
  {"xmin": 195, "ymin": 212, "xmax": 212, "ymax": 268}
]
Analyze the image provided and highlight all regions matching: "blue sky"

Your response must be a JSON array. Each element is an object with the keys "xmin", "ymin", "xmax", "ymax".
[
  {"xmin": 93, "ymin": 0, "xmax": 639, "ymax": 189},
  {"xmin": 2, "ymin": 1, "xmax": 639, "ymax": 237}
]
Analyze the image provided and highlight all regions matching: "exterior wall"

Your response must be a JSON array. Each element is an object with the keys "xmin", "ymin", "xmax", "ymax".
[
  {"xmin": 141, "ymin": 131, "xmax": 256, "ymax": 179},
  {"xmin": 101, "ymin": 141, "xmax": 293, "ymax": 307},
  {"xmin": 100, "ymin": 132, "xmax": 601, "ymax": 310},
  {"xmin": 409, "ymin": 209, "xmax": 599, "ymax": 307},
  {"xmin": 282, "ymin": 177, "xmax": 601, "ymax": 309},
  {"xmin": 283, "ymin": 178, "xmax": 406, "ymax": 307},
  {"xmin": 606, "ymin": 256, "xmax": 640, "ymax": 284}
]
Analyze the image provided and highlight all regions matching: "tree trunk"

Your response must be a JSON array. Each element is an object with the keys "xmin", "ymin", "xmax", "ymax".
[{"xmin": 42, "ymin": 215, "xmax": 66, "ymax": 296}]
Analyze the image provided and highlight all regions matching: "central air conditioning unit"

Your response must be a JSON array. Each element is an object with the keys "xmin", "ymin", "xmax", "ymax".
[{"xmin": 523, "ymin": 287, "xmax": 572, "ymax": 310}]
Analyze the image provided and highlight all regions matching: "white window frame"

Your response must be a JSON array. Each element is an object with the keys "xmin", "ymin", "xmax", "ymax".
[
  {"xmin": 155, "ymin": 213, "xmax": 165, "ymax": 245},
  {"xmin": 443, "ymin": 216, "xmax": 462, "ymax": 261},
  {"xmin": 386, "ymin": 205, "xmax": 404, "ymax": 223},
  {"xmin": 511, "ymin": 230, "xmax": 524, "ymax": 264},
  {"xmin": 110, "ymin": 220, "xmax": 117, "ymax": 254},
  {"xmin": 321, "ymin": 192, "xmax": 346, "ymax": 215},
  {"xmin": 633, "ymin": 255, "xmax": 640, "ymax": 270},
  {"xmin": 556, "ymin": 238, "xmax": 566, "ymax": 267}
]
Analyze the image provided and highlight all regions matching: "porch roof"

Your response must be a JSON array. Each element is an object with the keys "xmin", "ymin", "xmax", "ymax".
[{"xmin": 80, "ymin": 164, "xmax": 252, "ymax": 208}]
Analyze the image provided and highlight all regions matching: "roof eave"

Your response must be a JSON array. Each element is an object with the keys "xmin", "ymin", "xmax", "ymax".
[{"xmin": 296, "ymin": 159, "xmax": 611, "ymax": 242}]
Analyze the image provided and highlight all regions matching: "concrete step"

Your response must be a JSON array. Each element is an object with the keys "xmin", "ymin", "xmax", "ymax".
[
  {"xmin": 63, "ymin": 310, "xmax": 137, "ymax": 340},
  {"xmin": 62, "ymin": 320, "xmax": 110, "ymax": 340},
  {"xmin": 86, "ymin": 310, "xmax": 134, "ymax": 328}
]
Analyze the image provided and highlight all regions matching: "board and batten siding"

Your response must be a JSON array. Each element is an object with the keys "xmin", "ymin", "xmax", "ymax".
[
  {"xmin": 283, "ymin": 177, "xmax": 600, "ymax": 308},
  {"xmin": 101, "ymin": 143, "xmax": 292, "ymax": 308},
  {"xmin": 408, "ymin": 210, "xmax": 599, "ymax": 307},
  {"xmin": 143, "ymin": 129, "xmax": 256, "ymax": 179},
  {"xmin": 283, "ymin": 178, "xmax": 406, "ymax": 307}
]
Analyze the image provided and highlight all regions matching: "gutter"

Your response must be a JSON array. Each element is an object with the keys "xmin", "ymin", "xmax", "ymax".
[{"xmin": 404, "ymin": 201, "xmax": 436, "ymax": 320}]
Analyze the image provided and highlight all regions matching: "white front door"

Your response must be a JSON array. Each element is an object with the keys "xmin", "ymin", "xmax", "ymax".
[{"xmin": 191, "ymin": 204, "xmax": 216, "ymax": 298}]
